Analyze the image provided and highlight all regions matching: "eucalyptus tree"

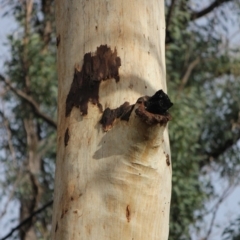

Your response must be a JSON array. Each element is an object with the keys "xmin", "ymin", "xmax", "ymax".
[{"xmin": 51, "ymin": 0, "xmax": 172, "ymax": 239}]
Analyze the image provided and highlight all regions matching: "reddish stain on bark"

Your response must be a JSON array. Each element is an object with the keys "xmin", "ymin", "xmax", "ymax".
[{"xmin": 66, "ymin": 45, "xmax": 121, "ymax": 117}]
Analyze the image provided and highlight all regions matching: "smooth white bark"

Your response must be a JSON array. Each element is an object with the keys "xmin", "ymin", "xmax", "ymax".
[{"xmin": 52, "ymin": 0, "xmax": 171, "ymax": 239}]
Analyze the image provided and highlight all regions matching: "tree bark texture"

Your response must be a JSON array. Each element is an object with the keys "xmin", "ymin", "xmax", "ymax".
[{"xmin": 52, "ymin": 0, "xmax": 171, "ymax": 239}]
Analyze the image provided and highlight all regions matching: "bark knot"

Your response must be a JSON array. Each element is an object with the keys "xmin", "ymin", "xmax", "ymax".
[
  {"xmin": 99, "ymin": 90, "xmax": 173, "ymax": 130},
  {"xmin": 135, "ymin": 90, "xmax": 173, "ymax": 125}
]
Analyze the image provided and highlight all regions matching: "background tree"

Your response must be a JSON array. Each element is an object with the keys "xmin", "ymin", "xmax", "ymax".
[
  {"xmin": 0, "ymin": 0, "xmax": 240, "ymax": 239},
  {"xmin": 166, "ymin": 0, "xmax": 240, "ymax": 239},
  {"xmin": 0, "ymin": 0, "xmax": 56, "ymax": 239}
]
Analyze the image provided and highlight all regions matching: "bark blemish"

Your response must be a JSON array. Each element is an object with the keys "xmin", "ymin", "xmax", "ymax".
[
  {"xmin": 66, "ymin": 45, "xmax": 121, "ymax": 116},
  {"xmin": 100, "ymin": 102, "xmax": 134, "ymax": 131},
  {"xmin": 55, "ymin": 221, "xmax": 58, "ymax": 232},
  {"xmin": 61, "ymin": 208, "xmax": 68, "ymax": 219},
  {"xmin": 126, "ymin": 205, "xmax": 131, "ymax": 222},
  {"xmin": 135, "ymin": 90, "xmax": 173, "ymax": 125},
  {"xmin": 129, "ymin": 83, "xmax": 133, "ymax": 89},
  {"xmin": 166, "ymin": 154, "xmax": 170, "ymax": 166},
  {"xmin": 100, "ymin": 89, "xmax": 173, "ymax": 130},
  {"xmin": 56, "ymin": 34, "xmax": 60, "ymax": 47},
  {"xmin": 64, "ymin": 128, "xmax": 69, "ymax": 146}
]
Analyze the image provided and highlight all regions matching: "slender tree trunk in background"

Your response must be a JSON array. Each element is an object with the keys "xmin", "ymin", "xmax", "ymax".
[
  {"xmin": 52, "ymin": 0, "xmax": 172, "ymax": 239},
  {"xmin": 19, "ymin": 1, "xmax": 41, "ymax": 239}
]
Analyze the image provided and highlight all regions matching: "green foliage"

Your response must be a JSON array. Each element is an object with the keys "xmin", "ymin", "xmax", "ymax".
[
  {"xmin": 169, "ymin": 87, "xmax": 207, "ymax": 239},
  {"xmin": 166, "ymin": 0, "xmax": 240, "ymax": 239}
]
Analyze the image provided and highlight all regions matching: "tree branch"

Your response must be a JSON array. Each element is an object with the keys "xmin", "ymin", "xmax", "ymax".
[
  {"xmin": 166, "ymin": 0, "xmax": 176, "ymax": 31},
  {"xmin": 190, "ymin": 0, "xmax": 232, "ymax": 21},
  {"xmin": 201, "ymin": 137, "xmax": 239, "ymax": 169},
  {"xmin": 204, "ymin": 182, "xmax": 237, "ymax": 240},
  {"xmin": 179, "ymin": 57, "xmax": 200, "ymax": 92},
  {"xmin": 0, "ymin": 200, "xmax": 53, "ymax": 240},
  {"xmin": 165, "ymin": 0, "xmax": 177, "ymax": 44},
  {"xmin": 0, "ymin": 75, "xmax": 57, "ymax": 129}
]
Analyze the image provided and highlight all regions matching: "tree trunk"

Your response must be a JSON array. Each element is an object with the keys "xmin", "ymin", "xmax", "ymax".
[{"xmin": 52, "ymin": 0, "xmax": 172, "ymax": 239}]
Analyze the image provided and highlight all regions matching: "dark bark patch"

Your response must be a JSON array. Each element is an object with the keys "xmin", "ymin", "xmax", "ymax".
[
  {"xmin": 166, "ymin": 154, "xmax": 170, "ymax": 166},
  {"xmin": 126, "ymin": 205, "xmax": 131, "ymax": 222},
  {"xmin": 66, "ymin": 45, "xmax": 121, "ymax": 117},
  {"xmin": 55, "ymin": 222, "xmax": 58, "ymax": 232},
  {"xmin": 64, "ymin": 128, "xmax": 69, "ymax": 146},
  {"xmin": 100, "ymin": 102, "xmax": 134, "ymax": 131}
]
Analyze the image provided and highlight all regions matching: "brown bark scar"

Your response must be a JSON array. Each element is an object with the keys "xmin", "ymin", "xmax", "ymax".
[
  {"xmin": 166, "ymin": 154, "xmax": 170, "ymax": 166},
  {"xmin": 64, "ymin": 128, "xmax": 69, "ymax": 146},
  {"xmin": 126, "ymin": 205, "xmax": 131, "ymax": 222},
  {"xmin": 65, "ymin": 45, "xmax": 121, "ymax": 117}
]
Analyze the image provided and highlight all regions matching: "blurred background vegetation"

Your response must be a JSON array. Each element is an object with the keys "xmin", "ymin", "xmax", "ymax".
[{"xmin": 0, "ymin": 0, "xmax": 240, "ymax": 239}]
